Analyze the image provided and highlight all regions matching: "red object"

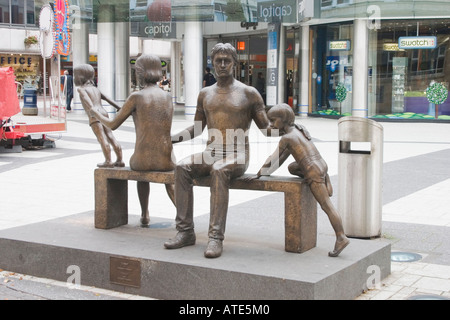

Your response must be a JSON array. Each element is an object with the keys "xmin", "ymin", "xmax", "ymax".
[
  {"xmin": 147, "ymin": 0, "xmax": 171, "ymax": 22},
  {"xmin": 288, "ymin": 96, "xmax": 293, "ymax": 108},
  {"xmin": 237, "ymin": 41, "xmax": 246, "ymax": 51},
  {"xmin": 55, "ymin": 0, "xmax": 71, "ymax": 56},
  {"xmin": 0, "ymin": 67, "xmax": 20, "ymax": 119},
  {"xmin": 2, "ymin": 125, "xmax": 26, "ymax": 140}
]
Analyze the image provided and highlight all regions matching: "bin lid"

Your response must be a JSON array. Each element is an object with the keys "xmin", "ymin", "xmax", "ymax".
[
  {"xmin": 338, "ymin": 116, "xmax": 383, "ymax": 129},
  {"xmin": 338, "ymin": 116, "xmax": 383, "ymax": 141}
]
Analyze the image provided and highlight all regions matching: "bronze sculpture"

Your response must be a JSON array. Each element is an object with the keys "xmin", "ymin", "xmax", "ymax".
[
  {"xmin": 74, "ymin": 64, "xmax": 125, "ymax": 168},
  {"xmin": 164, "ymin": 43, "xmax": 272, "ymax": 258},
  {"xmin": 245, "ymin": 104, "xmax": 350, "ymax": 257},
  {"xmin": 88, "ymin": 55, "xmax": 176, "ymax": 226}
]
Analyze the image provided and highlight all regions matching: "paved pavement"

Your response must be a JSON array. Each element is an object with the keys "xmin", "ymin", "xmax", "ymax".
[{"xmin": 1, "ymin": 99, "xmax": 450, "ymax": 300}]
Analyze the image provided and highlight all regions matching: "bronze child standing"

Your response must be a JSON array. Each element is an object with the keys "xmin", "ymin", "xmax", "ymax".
[
  {"xmin": 74, "ymin": 64, "xmax": 124, "ymax": 168},
  {"xmin": 246, "ymin": 103, "xmax": 350, "ymax": 257}
]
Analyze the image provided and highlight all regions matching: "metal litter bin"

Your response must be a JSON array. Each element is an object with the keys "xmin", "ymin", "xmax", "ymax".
[
  {"xmin": 338, "ymin": 116, "xmax": 383, "ymax": 238},
  {"xmin": 22, "ymin": 88, "xmax": 38, "ymax": 115}
]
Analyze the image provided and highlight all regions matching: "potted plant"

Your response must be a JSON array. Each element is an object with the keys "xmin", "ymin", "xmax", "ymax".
[{"xmin": 24, "ymin": 35, "xmax": 38, "ymax": 46}]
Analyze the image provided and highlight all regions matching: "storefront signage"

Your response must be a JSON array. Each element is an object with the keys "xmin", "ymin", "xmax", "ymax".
[
  {"xmin": 266, "ymin": 23, "xmax": 280, "ymax": 106},
  {"xmin": 0, "ymin": 55, "xmax": 34, "ymax": 66},
  {"xmin": 0, "ymin": 54, "xmax": 40, "ymax": 87},
  {"xmin": 257, "ymin": 0, "xmax": 296, "ymax": 23},
  {"xmin": 398, "ymin": 36, "xmax": 437, "ymax": 49},
  {"xmin": 329, "ymin": 40, "xmax": 351, "ymax": 51},
  {"xmin": 383, "ymin": 43, "xmax": 401, "ymax": 51},
  {"xmin": 54, "ymin": 0, "xmax": 71, "ymax": 56},
  {"xmin": 144, "ymin": 22, "xmax": 176, "ymax": 38},
  {"xmin": 326, "ymin": 56, "xmax": 349, "ymax": 72}
]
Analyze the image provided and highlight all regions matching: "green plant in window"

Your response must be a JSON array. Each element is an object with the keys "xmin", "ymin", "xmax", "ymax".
[
  {"xmin": 426, "ymin": 82, "xmax": 448, "ymax": 119},
  {"xmin": 335, "ymin": 83, "xmax": 347, "ymax": 102},
  {"xmin": 426, "ymin": 82, "xmax": 448, "ymax": 105},
  {"xmin": 335, "ymin": 83, "xmax": 347, "ymax": 115}
]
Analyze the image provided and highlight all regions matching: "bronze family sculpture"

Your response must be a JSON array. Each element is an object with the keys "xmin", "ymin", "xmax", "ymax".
[
  {"xmin": 82, "ymin": 43, "xmax": 349, "ymax": 259},
  {"xmin": 74, "ymin": 64, "xmax": 124, "ymax": 168},
  {"xmin": 164, "ymin": 43, "xmax": 275, "ymax": 258},
  {"xmin": 86, "ymin": 54, "xmax": 176, "ymax": 226},
  {"xmin": 245, "ymin": 103, "xmax": 350, "ymax": 257}
]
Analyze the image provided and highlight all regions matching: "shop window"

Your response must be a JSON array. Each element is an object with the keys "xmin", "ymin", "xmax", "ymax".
[
  {"xmin": 214, "ymin": 3, "xmax": 227, "ymax": 21},
  {"xmin": 321, "ymin": 0, "xmax": 353, "ymax": 8},
  {"xmin": 11, "ymin": 0, "xmax": 24, "ymax": 24},
  {"xmin": 26, "ymin": 0, "xmax": 33, "ymax": 25},
  {"xmin": 436, "ymin": 46, "xmax": 446, "ymax": 71},
  {"xmin": 0, "ymin": 54, "xmax": 40, "ymax": 87},
  {"xmin": 0, "ymin": 0, "xmax": 10, "ymax": 23},
  {"xmin": 0, "ymin": 0, "xmax": 34, "ymax": 25},
  {"xmin": 321, "ymin": 0, "xmax": 333, "ymax": 7},
  {"xmin": 311, "ymin": 22, "xmax": 354, "ymax": 117},
  {"xmin": 374, "ymin": 19, "xmax": 450, "ymax": 120}
]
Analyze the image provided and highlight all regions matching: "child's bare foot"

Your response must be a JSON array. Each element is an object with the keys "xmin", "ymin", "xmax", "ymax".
[
  {"xmin": 97, "ymin": 161, "xmax": 114, "ymax": 168},
  {"xmin": 328, "ymin": 237, "xmax": 350, "ymax": 257}
]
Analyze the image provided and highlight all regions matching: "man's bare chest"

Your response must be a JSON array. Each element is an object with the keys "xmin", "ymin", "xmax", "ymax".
[{"xmin": 203, "ymin": 93, "xmax": 251, "ymax": 116}]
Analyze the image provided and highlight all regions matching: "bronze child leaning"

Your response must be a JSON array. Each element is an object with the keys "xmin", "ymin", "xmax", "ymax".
[{"xmin": 245, "ymin": 103, "xmax": 350, "ymax": 257}]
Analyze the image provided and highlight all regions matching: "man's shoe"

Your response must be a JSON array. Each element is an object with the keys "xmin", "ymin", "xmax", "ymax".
[
  {"xmin": 204, "ymin": 238, "xmax": 223, "ymax": 258},
  {"xmin": 164, "ymin": 230, "xmax": 196, "ymax": 249}
]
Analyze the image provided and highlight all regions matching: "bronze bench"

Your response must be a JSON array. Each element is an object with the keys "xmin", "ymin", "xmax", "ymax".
[{"xmin": 94, "ymin": 167, "xmax": 318, "ymax": 253}]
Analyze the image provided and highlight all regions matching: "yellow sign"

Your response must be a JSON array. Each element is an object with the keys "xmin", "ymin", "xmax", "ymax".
[
  {"xmin": 383, "ymin": 43, "xmax": 400, "ymax": 51},
  {"xmin": 329, "ymin": 40, "xmax": 351, "ymax": 51}
]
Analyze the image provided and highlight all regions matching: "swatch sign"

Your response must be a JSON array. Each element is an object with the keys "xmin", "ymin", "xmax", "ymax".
[{"xmin": 398, "ymin": 36, "xmax": 437, "ymax": 49}]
